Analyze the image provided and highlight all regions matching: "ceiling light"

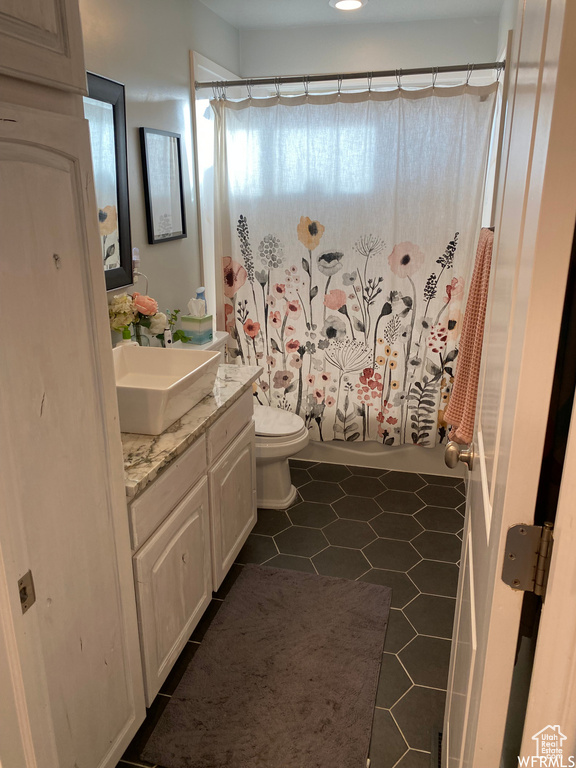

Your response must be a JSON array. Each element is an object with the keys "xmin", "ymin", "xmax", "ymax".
[{"xmin": 329, "ymin": 0, "xmax": 366, "ymax": 10}]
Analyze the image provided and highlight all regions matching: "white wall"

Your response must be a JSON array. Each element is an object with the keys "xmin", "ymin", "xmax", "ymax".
[
  {"xmin": 498, "ymin": 0, "xmax": 518, "ymax": 56},
  {"xmin": 239, "ymin": 16, "xmax": 500, "ymax": 78},
  {"xmin": 79, "ymin": 0, "xmax": 239, "ymax": 316}
]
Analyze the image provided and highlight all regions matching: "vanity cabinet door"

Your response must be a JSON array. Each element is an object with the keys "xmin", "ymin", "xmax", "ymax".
[
  {"xmin": 209, "ymin": 422, "xmax": 257, "ymax": 590},
  {"xmin": 134, "ymin": 477, "xmax": 212, "ymax": 705},
  {"xmin": 0, "ymin": 0, "xmax": 87, "ymax": 93}
]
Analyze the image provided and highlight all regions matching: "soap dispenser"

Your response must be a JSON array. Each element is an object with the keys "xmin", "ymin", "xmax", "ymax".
[
  {"xmin": 195, "ymin": 287, "xmax": 207, "ymax": 316},
  {"xmin": 115, "ymin": 327, "xmax": 138, "ymax": 348}
]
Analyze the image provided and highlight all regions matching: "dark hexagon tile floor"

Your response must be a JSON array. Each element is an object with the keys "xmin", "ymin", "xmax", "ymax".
[
  {"xmin": 118, "ymin": 459, "xmax": 463, "ymax": 768},
  {"xmin": 324, "ymin": 518, "xmax": 377, "ymax": 548},
  {"xmin": 274, "ymin": 525, "xmax": 329, "ymax": 557},
  {"xmin": 312, "ymin": 546, "xmax": 371, "ymax": 579},
  {"xmin": 360, "ymin": 569, "xmax": 419, "ymax": 609},
  {"xmin": 299, "ymin": 479, "xmax": 345, "ymax": 504},
  {"xmin": 414, "ymin": 505, "xmax": 464, "ymax": 534},
  {"xmin": 308, "ymin": 462, "xmax": 352, "ymax": 483},
  {"xmin": 417, "ymin": 484, "xmax": 465, "ymax": 509},
  {"xmin": 234, "ymin": 459, "xmax": 463, "ymax": 768},
  {"xmin": 364, "ymin": 538, "xmax": 421, "ymax": 571},
  {"xmin": 412, "ymin": 530, "xmax": 463, "ymax": 563},
  {"xmin": 339, "ymin": 474, "xmax": 387, "ymax": 498},
  {"xmin": 370, "ymin": 511, "xmax": 424, "ymax": 541},
  {"xmin": 376, "ymin": 489, "xmax": 426, "ymax": 515},
  {"xmin": 287, "ymin": 501, "xmax": 337, "ymax": 528},
  {"xmin": 381, "ymin": 470, "xmax": 427, "ymax": 492},
  {"xmin": 290, "ymin": 467, "xmax": 313, "ymax": 488},
  {"xmin": 252, "ymin": 508, "xmax": 291, "ymax": 536},
  {"xmin": 332, "ymin": 495, "xmax": 382, "ymax": 521}
]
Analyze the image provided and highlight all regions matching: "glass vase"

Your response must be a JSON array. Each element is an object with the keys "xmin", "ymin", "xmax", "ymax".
[{"xmin": 131, "ymin": 324, "xmax": 150, "ymax": 346}]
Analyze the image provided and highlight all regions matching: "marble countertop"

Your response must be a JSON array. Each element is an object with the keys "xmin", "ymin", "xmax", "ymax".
[{"xmin": 121, "ymin": 365, "xmax": 262, "ymax": 499}]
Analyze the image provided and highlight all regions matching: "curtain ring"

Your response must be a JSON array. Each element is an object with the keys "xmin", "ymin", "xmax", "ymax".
[
  {"xmin": 367, "ymin": 72, "xmax": 373, "ymax": 93},
  {"xmin": 466, "ymin": 63, "xmax": 475, "ymax": 84},
  {"xmin": 212, "ymin": 81, "xmax": 218, "ymax": 100},
  {"xmin": 496, "ymin": 63, "xmax": 503, "ymax": 82},
  {"xmin": 303, "ymin": 75, "xmax": 310, "ymax": 97},
  {"xmin": 221, "ymin": 82, "xmax": 228, "ymax": 101},
  {"xmin": 395, "ymin": 69, "xmax": 402, "ymax": 89},
  {"xmin": 432, "ymin": 67, "xmax": 438, "ymax": 89},
  {"xmin": 246, "ymin": 79, "xmax": 252, "ymax": 99},
  {"xmin": 337, "ymin": 75, "xmax": 343, "ymax": 95},
  {"xmin": 274, "ymin": 77, "xmax": 281, "ymax": 97}
]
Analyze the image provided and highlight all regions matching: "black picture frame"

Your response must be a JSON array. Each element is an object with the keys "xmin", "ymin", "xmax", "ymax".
[
  {"xmin": 140, "ymin": 128, "xmax": 187, "ymax": 244},
  {"xmin": 85, "ymin": 72, "xmax": 133, "ymax": 291}
]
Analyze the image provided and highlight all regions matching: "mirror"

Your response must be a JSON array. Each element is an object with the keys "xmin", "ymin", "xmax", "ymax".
[
  {"xmin": 84, "ymin": 72, "xmax": 133, "ymax": 290},
  {"xmin": 140, "ymin": 128, "xmax": 187, "ymax": 244}
]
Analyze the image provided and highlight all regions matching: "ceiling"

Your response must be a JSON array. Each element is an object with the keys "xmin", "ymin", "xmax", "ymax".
[{"xmin": 198, "ymin": 0, "xmax": 504, "ymax": 30}]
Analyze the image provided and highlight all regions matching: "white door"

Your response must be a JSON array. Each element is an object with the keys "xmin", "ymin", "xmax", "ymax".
[
  {"xmin": 0, "ymin": 100, "xmax": 145, "ymax": 767},
  {"xmin": 443, "ymin": 0, "xmax": 576, "ymax": 766}
]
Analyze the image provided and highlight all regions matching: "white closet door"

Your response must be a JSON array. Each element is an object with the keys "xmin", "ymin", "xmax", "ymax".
[
  {"xmin": 0, "ymin": 0, "xmax": 87, "ymax": 93},
  {"xmin": 0, "ymin": 100, "xmax": 145, "ymax": 768}
]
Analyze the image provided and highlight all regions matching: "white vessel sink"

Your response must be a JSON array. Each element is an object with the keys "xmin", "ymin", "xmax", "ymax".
[{"xmin": 113, "ymin": 346, "xmax": 220, "ymax": 435}]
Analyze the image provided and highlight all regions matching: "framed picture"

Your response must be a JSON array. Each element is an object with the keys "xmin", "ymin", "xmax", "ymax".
[
  {"xmin": 84, "ymin": 72, "xmax": 133, "ymax": 290},
  {"xmin": 140, "ymin": 128, "xmax": 187, "ymax": 244}
]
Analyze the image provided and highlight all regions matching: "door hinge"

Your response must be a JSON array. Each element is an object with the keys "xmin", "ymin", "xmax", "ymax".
[
  {"xmin": 18, "ymin": 570, "xmax": 36, "ymax": 614},
  {"xmin": 501, "ymin": 522, "xmax": 553, "ymax": 598}
]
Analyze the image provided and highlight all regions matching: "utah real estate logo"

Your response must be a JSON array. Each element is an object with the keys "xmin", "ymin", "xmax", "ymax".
[{"xmin": 518, "ymin": 725, "xmax": 573, "ymax": 767}]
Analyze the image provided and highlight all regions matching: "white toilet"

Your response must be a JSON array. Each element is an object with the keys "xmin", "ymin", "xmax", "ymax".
[
  {"xmin": 173, "ymin": 332, "xmax": 308, "ymax": 507},
  {"xmin": 253, "ymin": 405, "xmax": 309, "ymax": 509}
]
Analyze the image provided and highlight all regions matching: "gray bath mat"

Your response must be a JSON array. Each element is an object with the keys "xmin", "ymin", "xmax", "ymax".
[{"xmin": 143, "ymin": 564, "xmax": 391, "ymax": 768}]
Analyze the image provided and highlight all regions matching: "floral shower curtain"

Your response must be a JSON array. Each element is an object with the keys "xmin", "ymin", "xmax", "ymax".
[{"xmin": 213, "ymin": 85, "xmax": 497, "ymax": 446}]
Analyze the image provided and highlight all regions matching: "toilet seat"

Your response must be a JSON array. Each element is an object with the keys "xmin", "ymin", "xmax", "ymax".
[{"xmin": 254, "ymin": 405, "xmax": 304, "ymax": 437}]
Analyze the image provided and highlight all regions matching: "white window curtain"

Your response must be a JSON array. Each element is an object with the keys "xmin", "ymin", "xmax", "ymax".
[{"xmin": 213, "ymin": 85, "xmax": 497, "ymax": 446}]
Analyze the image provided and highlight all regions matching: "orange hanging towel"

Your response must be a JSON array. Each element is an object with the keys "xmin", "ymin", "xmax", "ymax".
[{"xmin": 444, "ymin": 227, "xmax": 494, "ymax": 444}]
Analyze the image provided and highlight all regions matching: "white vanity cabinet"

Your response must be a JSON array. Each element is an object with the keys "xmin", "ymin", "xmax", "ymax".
[
  {"xmin": 209, "ymin": 422, "xmax": 257, "ymax": 590},
  {"xmin": 134, "ymin": 477, "xmax": 212, "ymax": 704},
  {"xmin": 128, "ymin": 388, "xmax": 257, "ymax": 704}
]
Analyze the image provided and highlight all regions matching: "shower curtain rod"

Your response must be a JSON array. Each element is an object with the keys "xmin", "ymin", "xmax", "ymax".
[{"xmin": 195, "ymin": 60, "xmax": 505, "ymax": 91}]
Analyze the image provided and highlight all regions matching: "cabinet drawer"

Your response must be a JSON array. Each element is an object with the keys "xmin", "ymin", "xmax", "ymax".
[
  {"xmin": 133, "ymin": 477, "xmax": 212, "ymax": 704},
  {"xmin": 129, "ymin": 435, "xmax": 207, "ymax": 551},
  {"xmin": 207, "ymin": 388, "xmax": 253, "ymax": 463}
]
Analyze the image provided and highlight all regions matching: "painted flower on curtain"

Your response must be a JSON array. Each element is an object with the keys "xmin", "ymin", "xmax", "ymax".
[{"xmin": 225, "ymin": 214, "xmax": 463, "ymax": 447}]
